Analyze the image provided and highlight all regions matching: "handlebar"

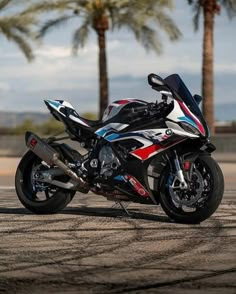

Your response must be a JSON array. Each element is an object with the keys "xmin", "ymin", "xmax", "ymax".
[
  {"xmin": 131, "ymin": 103, "xmax": 157, "ymax": 114},
  {"xmin": 124, "ymin": 100, "xmax": 173, "ymax": 121}
]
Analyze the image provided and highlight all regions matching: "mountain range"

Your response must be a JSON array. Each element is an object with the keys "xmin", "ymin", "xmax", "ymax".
[{"xmin": 0, "ymin": 112, "xmax": 50, "ymax": 127}]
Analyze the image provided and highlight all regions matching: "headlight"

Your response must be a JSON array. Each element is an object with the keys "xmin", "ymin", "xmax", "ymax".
[{"xmin": 180, "ymin": 122, "xmax": 200, "ymax": 135}]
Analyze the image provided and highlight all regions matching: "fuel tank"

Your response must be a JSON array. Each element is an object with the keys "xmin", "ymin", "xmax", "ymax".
[{"xmin": 102, "ymin": 98, "xmax": 148, "ymax": 123}]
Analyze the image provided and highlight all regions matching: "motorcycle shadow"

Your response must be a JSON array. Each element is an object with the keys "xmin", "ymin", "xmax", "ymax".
[
  {"xmin": 0, "ymin": 207, "xmax": 31, "ymax": 214},
  {"xmin": 0, "ymin": 206, "xmax": 171, "ymax": 223},
  {"xmin": 63, "ymin": 206, "xmax": 172, "ymax": 223}
]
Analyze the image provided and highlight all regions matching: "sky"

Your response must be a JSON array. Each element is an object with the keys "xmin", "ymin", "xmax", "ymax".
[{"xmin": 0, "ymin": 1, "xmax": 236, "ymax": 120}]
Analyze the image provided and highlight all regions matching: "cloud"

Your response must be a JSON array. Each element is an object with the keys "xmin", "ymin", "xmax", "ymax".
[
  {"xmin": 215, "ymin": 63, "xmax": 236, "ymax": 73},
  {"xmin": 36, "ymin": 46, "xmax": 71, "ymax": 59},
  {"xmin": 33, "ymin": 39, "xmax": 121, "ymax": 59},
  {"xmin": 0, "ymin": 82, "xmax": 11, "ymax": 92}
]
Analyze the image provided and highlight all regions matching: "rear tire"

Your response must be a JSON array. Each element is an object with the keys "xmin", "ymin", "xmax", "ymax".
[
  {"xmin": 159, "ymin": 154, "xmax": 224, "ymax": 224},
  {"xmin": 15, "ymin": 151, "xmax": 75, "ymax": 214}
]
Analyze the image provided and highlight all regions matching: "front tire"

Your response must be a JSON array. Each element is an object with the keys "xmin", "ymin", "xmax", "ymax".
[
  {"xmin": 15, "ymin": 151, "xmax": 75, "ymax": 214},
  {"xmin": 159, "ymin": 154, "xmax": 224, "ymax": 224}
]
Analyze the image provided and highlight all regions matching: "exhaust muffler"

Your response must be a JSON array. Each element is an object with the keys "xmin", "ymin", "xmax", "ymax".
[{"xmin": 25, "ymin": 132, "xmax": 89, "ymax": 193}]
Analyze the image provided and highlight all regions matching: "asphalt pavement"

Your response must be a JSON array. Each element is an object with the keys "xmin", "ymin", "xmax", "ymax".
[{"xmin": 0, "ymin": 157, "xmax": 235, "ymax": 293}]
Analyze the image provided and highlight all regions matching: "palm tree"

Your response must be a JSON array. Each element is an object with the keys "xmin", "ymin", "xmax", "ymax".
[
  {"xmin": 26, "ymin": 0, "xmax": 181, "ymax": 118},
  {"xmin": 188, "ymin": 0, "xmax": 236, "ymax": 134},
  {"xmin": 0, "ymin": 0, "xmax": 37, "ymax": 61}
]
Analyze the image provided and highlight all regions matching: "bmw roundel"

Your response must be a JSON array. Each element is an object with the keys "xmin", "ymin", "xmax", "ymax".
[{"xmin": 166, "ymin": 129, "xmax": 173, "ymax": 136}]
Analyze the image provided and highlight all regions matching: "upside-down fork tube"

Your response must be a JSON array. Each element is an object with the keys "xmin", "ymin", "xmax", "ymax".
[{"xmin": 25, "ymin": 132, "xmax": 89, "ymax": 193}]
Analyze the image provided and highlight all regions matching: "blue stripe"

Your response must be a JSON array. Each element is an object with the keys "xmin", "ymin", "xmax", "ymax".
[
  {"xmin": 105, "ymin": 132, "xmax": 145, "ymax": 142},
  {"xmin": 105, "ymin": 133, "xmax": 120, "ymax": 141},
  {"xmin": 114, "ymin": 175, "xmax": 125, "ymax": 181},
  {"xmin": 48, "ymin": 100, "xmax": 61, "ymax": 109},
  {"xmin": 178, "ymin": 116, "xmax": 198, "ymax": 129},
  {"xmin": 95, "ymin": 129, "xmax": 108, "ymax": 137}
]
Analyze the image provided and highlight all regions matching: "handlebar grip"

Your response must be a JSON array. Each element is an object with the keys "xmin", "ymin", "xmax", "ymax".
[{"xmin": 131, "ymin": 106, "xmax": 149, "ymax": 113}]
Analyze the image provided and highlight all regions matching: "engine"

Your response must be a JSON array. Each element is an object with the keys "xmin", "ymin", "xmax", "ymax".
[
  {"xmin": 77, "ymin": 145, "xmax": 121, "ymax": 180},
  {"xmin": 98, "ymin": 145, "xmax": 120, "ymax": 177}
]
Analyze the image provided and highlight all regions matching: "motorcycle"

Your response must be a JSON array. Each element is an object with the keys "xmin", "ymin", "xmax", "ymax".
[{"xmin": 15, "ymin": 73, "xmax": 224, "ymax": 223}]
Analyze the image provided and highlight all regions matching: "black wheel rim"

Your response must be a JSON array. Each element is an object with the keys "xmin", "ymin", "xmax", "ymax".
[
  {"xmin": 21, "ymin": 156, "xmax": 58, "ymax": 203},
  {"xmin": 165, "ymin": 158, "xmax": 214, "ymax": 215}
]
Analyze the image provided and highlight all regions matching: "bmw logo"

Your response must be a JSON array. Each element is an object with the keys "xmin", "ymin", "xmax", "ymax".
[{"xmin": 166, "ymin": 129, "xmax": 173, "ymax": 136}]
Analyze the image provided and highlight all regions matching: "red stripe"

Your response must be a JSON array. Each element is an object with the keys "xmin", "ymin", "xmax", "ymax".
[
  {"xmin": 178, "ymin": 101, "xmax": 205, "ymax": 136},
  {"xmin": 107, "ymin": 105, "xmax": 113, "ymax": 115},
  {"xmin": 117, "ymin": 100, "xmax": 130, "ymax": 105},
  {"xmin": 131, "ymin": 144, "xmax": 162, "ymax": 160}
]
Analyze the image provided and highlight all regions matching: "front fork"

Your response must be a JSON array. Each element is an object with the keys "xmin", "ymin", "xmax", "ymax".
[
  {"xmin": 169, "ymin": 140, "xmax": 215, "ymax": 191},
  {"xmin": 171, "ymin": 151, "xmax": 188, "ymax": 190}
]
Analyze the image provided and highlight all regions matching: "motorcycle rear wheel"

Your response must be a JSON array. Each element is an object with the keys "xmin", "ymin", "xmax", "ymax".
[
  {"xmin": 15, "ymin": 150, "xmax": 75, "ymax": 214},
  {"xmin": 159, "ymin": 154, "xmax": 224, "ymax": 224}
]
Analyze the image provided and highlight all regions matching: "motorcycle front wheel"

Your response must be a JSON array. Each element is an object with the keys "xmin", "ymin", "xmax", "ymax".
[
  {"xmin": 159, "ymin": 154, "xmax": 224, "ymax": 224},
  {"xmin": 15, "ymin": 150, "xmax": 75, "ymax": 214}
]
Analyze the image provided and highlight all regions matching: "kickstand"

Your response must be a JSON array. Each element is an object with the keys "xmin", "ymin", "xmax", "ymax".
[{"xmin": 117, "ymin": 201, "xmax": 133, "ymax": 218}]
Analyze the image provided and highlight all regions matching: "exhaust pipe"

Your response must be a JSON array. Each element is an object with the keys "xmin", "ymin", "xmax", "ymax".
[{"xmin": 25, "ymin": 132, "xmax": 89, "ymax": 193}]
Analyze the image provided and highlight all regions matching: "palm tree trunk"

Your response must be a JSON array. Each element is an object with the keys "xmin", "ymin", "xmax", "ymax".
[
  {"xmin": 202, "ymin": 1, "xmax": 215, "ymax": 135},
  {"xmin": 97, "ymin": 29, "xmax": 108, "ymax": 120}
]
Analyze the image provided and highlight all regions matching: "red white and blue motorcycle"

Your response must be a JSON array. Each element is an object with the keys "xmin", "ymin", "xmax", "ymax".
[{"xmin": 15, "ymin": 73, "xmax": 224, "ymax": 223}]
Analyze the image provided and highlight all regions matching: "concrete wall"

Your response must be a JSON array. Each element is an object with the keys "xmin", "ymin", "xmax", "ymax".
[{"xmin": 0, "ymin": 134, "xmax": 236, "ymax": 157}]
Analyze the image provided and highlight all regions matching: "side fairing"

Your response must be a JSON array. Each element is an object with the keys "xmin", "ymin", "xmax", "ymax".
[
  {"xmin": 45, "ymin": 99, "xmax": 74, "ymax": 116},
  {"xmin": 97, "ymin": 100, "xmax": 202, "ymax": 162},
  {"xmin": 45, "ymin": 99, "xmax": 90, "ymax": 127},
  {"xmin": 95, "ymin": 123, "xmax": 129, "ymax": 137},
  {"xmin": 167, "ymin": 100, "xmax": 206, "ymax": 136},
  {"xmin": 103, "ymin": 127, "xmax": 193, "ymax": 161}
]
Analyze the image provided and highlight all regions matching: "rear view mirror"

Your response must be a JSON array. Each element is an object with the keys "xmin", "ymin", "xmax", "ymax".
[
  {"xmin": 148, "ymin": 73, "xmax": 165, "ymax": 87},
  {"xmin": 193, "ymin": 94, "xmax": 202, "ymax": 105}
]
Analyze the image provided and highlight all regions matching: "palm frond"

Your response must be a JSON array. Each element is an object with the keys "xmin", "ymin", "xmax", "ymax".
[
  {"xmin": 193, "ymin": 3, "xmax": 201, "ymax": 31},
  {"xmin": 0, "ymin": 0, "xmax": 11, "ymax": 11},
  {"xmin": 72, "ymin": 19, "xmax": 90, "ymax": 53},
  {"xmin": 107, "ymin": 0, "xmax": 174, "ymax": 28},
  {"xmin": 152, "ymin": 11, "xmax": 181, "ymax": 40},
  {"xmin": 21, "ymin": 0, "xmax": 73, "ymax": 15},
  {"xmin": 22, "ymin": 0, "xmax": 181, "ymax": 57},
  {"xmin": 139, "ymin": 25, "xmax": 162, "ymax": 54},
  {"xmin": 8, "ymin": 14, "xmax": 37, "ymax": 27},
  {"xmin": 220, "ymin": 0, "xmax": 236, "ymax": 18},
  {"xmin": 38, "ymin": 15, "xmax": 74, "ymax": 38},
  {"xmin": 10, "ymin": 33, "xmax": 34, "ymax": 61},
  {"xmin": 0, "ymin": 1, "xmax": 39, "ymax": 61},
  {"xmin": 0, "ymin": 22, "xmax": 34, "ymax": 61},
  {"xmin": 188, "ymin": 0, "xmax": 202, "ymax": 31},
  {"xmin": 0, "ymin": 20, "xmax": 12, "ymax": 38},
  {"xmin": 0, "ymin": 14, "xmax": 37, "ymax": 38},
  {"xmin": 111, "ymin": 13, "xmax": 162, "ymax": 54},
  {"xmin": 110, "ymin": 0, "xmax": 180, "ymax": 51}
]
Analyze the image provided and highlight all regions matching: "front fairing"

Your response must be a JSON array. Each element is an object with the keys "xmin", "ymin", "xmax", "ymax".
[{"xmin": 164, "ymin": 74, "xmax": 209, "ymax": 138}]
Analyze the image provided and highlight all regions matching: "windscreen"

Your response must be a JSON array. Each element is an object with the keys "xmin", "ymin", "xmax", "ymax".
[
  {"xmin": 164, "ymin": 74, "xmax": 209, "ymax": 136},
  {"xmin": 164, "ymin": 74, "xmax": 202, "ymax": 118}
]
